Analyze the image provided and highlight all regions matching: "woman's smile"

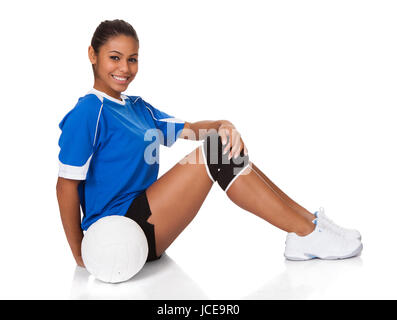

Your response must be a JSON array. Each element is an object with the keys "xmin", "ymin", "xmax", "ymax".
[{"xmin": 111, "ymin": 74, "xmax": 130, "ymax": 84}]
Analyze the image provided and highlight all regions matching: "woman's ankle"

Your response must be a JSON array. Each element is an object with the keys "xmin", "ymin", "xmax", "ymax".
[{"xmin": 295, "ymin": 222, "xmax": 315, "ymax": 237}]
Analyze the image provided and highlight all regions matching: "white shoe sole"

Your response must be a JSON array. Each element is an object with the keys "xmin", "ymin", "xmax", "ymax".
[{"xmin": 284, "ymin": 243, "xmax": 363, "ymax": 261}]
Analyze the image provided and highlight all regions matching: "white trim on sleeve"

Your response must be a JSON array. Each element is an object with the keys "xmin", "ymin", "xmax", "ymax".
[
  {"xmin": 157, "ymin": 117, "xmax": 185, "ymax": 124},
  {"xmin": 58, "ymin": 154, "xmax": 93, "ymax": 180}
]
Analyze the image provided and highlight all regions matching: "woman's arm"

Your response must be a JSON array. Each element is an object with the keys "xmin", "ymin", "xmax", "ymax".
[
  {"xmin": 181, "ymin": 120, "xmax": 232, "ymax": 140},
  {"xmin": 56, "ymin": 177, "xmax": 85, "ymax": 267},
  {"xmin": 181, "ymin": 120, "xmax": 248, "ymax": 159}
]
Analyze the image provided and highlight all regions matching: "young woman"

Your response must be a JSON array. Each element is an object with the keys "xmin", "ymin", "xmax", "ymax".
[{"xmin": 56, "ymin": 19, "xmax": 362, "ymax": 267}]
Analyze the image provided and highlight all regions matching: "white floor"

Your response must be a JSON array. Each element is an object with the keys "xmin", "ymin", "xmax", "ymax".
[
  {"xmin": 1, "ymin": 184, "xmax": 395, "ymax": 300},
  {"xmin": 2, "ymin": 138, "xmax": 397, "ymax": 300}
]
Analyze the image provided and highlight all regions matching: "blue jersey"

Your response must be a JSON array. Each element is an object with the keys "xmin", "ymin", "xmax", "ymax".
[{"xmin": 58, "ymin": 88, "xmax": 185, "ymax": 230}]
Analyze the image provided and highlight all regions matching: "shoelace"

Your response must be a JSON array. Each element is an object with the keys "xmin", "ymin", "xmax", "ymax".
[
  {"xmin": 317, "ymin": 207, "xmax": 347, "ymax": 235},
  {"xmin": 316, "ymin": 218, "xmax": 344, "ymax": 237},
  {"xmin": 315, "ymin": 220, "xmax": 352, "ymax": 251}
]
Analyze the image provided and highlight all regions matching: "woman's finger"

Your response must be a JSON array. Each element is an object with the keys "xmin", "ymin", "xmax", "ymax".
[
  {"xmin": 244, "ymin": 145, "xmax": 248, "ymax": 156},
  {"xmin": 229, "ymin": 130, "xmax": 241, "ymax": 158},
  {"xmin": 219, "ymin": 130, "xmax": 228, "ymax": 146},
  {"xmin": 229, "ymin": 136, "xmax": 241, "ymax": 159},
  {"xmin": 223, "ymin": 141, "xmax": 230, "ymax": 155},
  {"xmin": 230, "ymin": 141, "xmax": 242, "ymax": 159}
]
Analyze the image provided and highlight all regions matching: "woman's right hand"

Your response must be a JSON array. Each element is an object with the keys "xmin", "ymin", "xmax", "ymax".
[{"xmin": 75, "ymin": 255, "xmax": 85, "ymax": 268}]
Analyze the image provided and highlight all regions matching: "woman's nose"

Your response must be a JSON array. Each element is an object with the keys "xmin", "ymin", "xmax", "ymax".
[{"xmin": 119, "ymin": 59, "xmax": 129, "ymax": 72}]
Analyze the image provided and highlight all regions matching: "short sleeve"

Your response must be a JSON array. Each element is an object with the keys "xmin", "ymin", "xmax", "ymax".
[
  {"xmin": 57, "ymin": 96, "xmax": 103, "ymax": 180},
  {"xmin": 142, "ymin": 99, "xmax": 185, "ymax": 147}
]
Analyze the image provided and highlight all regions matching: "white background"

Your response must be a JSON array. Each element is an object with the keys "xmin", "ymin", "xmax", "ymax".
[{"xmin": 0, "ymin": 0, "xmax": 396, "ymax": 299}]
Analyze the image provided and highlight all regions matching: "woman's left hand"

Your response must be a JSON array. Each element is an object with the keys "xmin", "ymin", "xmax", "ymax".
[{"xmin": 217, "ymin": 120, "xmax": 248, "ymax": 160}]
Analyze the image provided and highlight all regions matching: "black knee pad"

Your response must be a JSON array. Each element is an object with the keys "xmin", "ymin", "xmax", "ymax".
[{"xmin": 202, "ymin": 132, "xmax": 250, "ymax": 191}]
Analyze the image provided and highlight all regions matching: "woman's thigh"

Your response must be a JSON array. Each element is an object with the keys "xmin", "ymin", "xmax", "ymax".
[{"xmin": 146, "ymin": 145, "xmax": 214, "ymax": 256}]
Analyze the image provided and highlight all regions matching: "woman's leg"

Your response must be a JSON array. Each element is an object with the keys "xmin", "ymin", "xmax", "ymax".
[
  {"xmin": 146, "ymin": 145, "xmax": 314, "ymax": 258},
  {"xmin": 249, "ymin": 161, "xmax": 316, "ymax": 222},
  {"xmin": 146, "ymin": 146, "xmax": 214, "ymax": 256},
  {"xmin": 225, "ymin": 164, "xmax": 315, "ymax": 236}
]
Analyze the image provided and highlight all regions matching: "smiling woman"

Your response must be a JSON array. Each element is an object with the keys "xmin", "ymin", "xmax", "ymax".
[
  {"xmin": 88, "ymin": 20, "xmax": 140, "ymax": 100},
  {"xmin": 56, "ymin": 19, "xmax": 362, "ymax": 281}
]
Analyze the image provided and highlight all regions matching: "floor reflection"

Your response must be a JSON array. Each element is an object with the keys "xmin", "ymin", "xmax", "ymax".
[
  {"xmin": 243, "ymin": 256, "xmax": 363, "ymax": 299},
  {"xmin": 70, "ymin": 253, "xmax": 209, "ymax": 300},
  {"xmin": 71, "ymin": 252, "xmax": 364, "ymax": 300}
]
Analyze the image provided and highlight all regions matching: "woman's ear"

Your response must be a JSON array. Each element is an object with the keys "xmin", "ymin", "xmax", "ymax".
[{"xmin": 88, "ymin": 46, "xmax": 97, "ymax": 65}]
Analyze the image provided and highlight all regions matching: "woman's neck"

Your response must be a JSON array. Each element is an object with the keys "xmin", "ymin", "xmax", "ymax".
[{"xmin": 93, "ymin": 83, "xmax": 122, "ymax": 101}]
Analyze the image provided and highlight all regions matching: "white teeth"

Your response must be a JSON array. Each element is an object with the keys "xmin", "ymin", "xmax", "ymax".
[{"xmin": 112, "ymin": 75, "xmax": 128, "ymax": 81}]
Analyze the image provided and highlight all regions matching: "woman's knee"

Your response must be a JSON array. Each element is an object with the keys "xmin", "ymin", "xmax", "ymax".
[{"xmin": 202, "ymin": 132, "xmax": 250, "ymax": 191}]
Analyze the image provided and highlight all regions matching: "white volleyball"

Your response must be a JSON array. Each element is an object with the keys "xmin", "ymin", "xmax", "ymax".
[{"xmin": 81, "ymin": 215, "xmax": 148, "ymax": 283}]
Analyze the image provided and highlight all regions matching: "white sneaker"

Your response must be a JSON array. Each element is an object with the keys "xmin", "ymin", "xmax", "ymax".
[
  {"xmin": 315, "ymin": 207, "xmax": 361, "ymax": 240},
  {"xmin": 284, "ymin": 220, "xmax": 363, "ymax": 261}
]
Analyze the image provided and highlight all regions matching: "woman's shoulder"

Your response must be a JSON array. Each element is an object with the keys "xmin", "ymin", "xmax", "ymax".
[
  {"xmin": 61, "ymin": 92, "xmax": 103, "ymax": 123},
  {"xmin": 68, "ymin": 91, "xmax": 104, "ymax": 116},
  {"xmin": 79, "ymin": 90, "xmax": 105, "ymax": 108}
]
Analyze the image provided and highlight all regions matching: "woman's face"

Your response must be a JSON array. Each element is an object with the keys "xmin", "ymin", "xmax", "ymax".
[{"xmin": 89, "ymin": 34, "xmax": 139, "ymax": 100}]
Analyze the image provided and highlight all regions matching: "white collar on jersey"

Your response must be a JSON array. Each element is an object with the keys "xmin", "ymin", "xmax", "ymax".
[{"xmin": 88, "ymin": 88, "xmax": 128, "ymax": 105}]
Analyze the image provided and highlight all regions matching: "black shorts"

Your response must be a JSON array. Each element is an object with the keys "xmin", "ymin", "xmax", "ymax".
[{"xmin": 124, "ymin": 190, "xmax": 162, "ymax": 262}]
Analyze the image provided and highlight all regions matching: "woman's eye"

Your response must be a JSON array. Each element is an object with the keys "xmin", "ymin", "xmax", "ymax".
[{"xmin": 110, "ymin": 56, "xmax": 137, "ymax": 63}]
